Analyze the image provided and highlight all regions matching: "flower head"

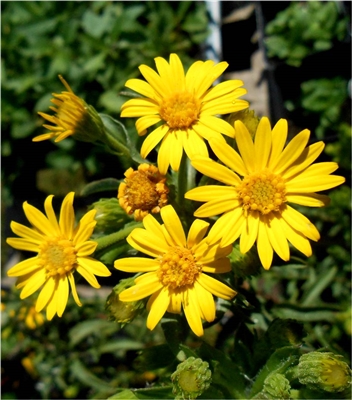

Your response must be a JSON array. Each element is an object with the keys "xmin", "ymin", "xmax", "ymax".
[
  {"xmin": 185, "ymin": 117, "xmax": 345, "ymax": 269},
  {"xmin": 118, "ymin": 163, "xmax": 169, "ymax": 221},
  {"xmin": 35, "ymin": 75, "xmax": 105, "ymax": 143},
  {"xmin": 121, "ymin": 53, "xmax": 248, "ymax": 174},
  {"xmin": 114, "ymin": 205, "xmax": 236, "ymax": 336},
  {"xmin": 6, "ymin": 192, "xmax": 111, "ymax": 320}
]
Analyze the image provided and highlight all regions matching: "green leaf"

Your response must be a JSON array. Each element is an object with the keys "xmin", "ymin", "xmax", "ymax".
[
  {"xmin": 108, "ymin": 387, "xmax": 173, "ymax": 399},
  {"xmin": 108, "ymin": 390, "xmax": 139, "ymax": 399},
  {"xmin": 81, "ymin": 178, "xmax": 120, "ymax": 196},
  {"xmin": 68, "ymin": 319, "xmax": 117, "ymax": 347},
  {"xmin": 99, "ymin": 339, "xmax": 144, "ymax": 354}
]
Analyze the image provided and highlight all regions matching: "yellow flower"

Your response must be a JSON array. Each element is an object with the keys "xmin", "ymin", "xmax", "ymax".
[
  {"xmin": 18, "ymin": 304, "xmax": 45, "ymax": 329},
  {"xmin": 6, "ymin": 192, "xmax": 111, "ymax": 320},
  {"xmin": 118, "ymin": 163, "xmax": 169, "ymax": 221},
  {"xmin": 114, "ymin": 205, "xmax": 236, "ymax": 336},
  {"xmin": 35, "ymin": 75, "xmax": 105, "ymax": 143},
  {"xmin": 185, "ymin": 117, "xmax": 346, "ymax": 269},
  {"xmin": 120, "ymin": 53, "xmax": 248, "ymax": 174}
]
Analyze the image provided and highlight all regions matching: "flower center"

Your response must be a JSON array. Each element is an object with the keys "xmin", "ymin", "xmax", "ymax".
[
  {"xmin": 159, "ymin": 91, "xmax": 201, "ymax": 129},
  {"xmin": 118, "ymin": 164, "xmax": 169, "ymax": 221},
  {"xmin": 236, "ymin": 169, "xmax": 286, "ymax": 215},
  {"xmin": 38, "ymin": 237, "xmax": 77, "ymax": 277},
  {"xmin": 157, "ymin": 247, "xmax": 202, "ymax": 289}
]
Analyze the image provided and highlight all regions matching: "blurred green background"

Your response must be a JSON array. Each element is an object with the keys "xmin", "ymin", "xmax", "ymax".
[{"xmin": 1, "ymin": 1, "xmax": 351, "ymax": 399}]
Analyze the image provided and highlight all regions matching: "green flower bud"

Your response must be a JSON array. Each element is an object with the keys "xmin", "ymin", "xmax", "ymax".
[
  {"xmin": 228, "ymin": 108, "xmax": 260, "ymax": 137},
  {"xmin": 229, "ymin": 244, "xmax": 261, "ymax": 278},
  {"xmin": 171, "ymin": 357, "xmax": 212, "ymax": 399},
  {"xmin": 298, "ymin": 352, "xmax": 351, "ymax": 393},
  {"xmin": 254, "ymin": 373, "xmax": 291, "ymax": 399},
  {"xmin": 91, "ymin": 198, "xmax": 132, "ymax": 233},
  {"xmin": 106, "ymin": 278, "xmax": 145, "ymax": 325}
]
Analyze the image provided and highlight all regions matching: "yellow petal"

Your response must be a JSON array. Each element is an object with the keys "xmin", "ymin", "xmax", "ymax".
[
  {"xmin": 59, "ymin": 192, "xmax": 75, "ymax": 240},
  {"xmin": 221, "ymin": 209, "xmax": 246, "ymax": 247},
  {"xmin": 201, "ymin": 95, "xmax": 248, "ymax": 115},
  {"xmin": 197, "ymin": 273, "xmax": 236, "ymax": 300},
  {"xmin": 76, "ymin": 265, "xmax": 100, "ymax": 288},
  {"xmin": 239, "ymin": 212, "xmax": 259, "ymax": 254},
  {"xmin": 76, "ymin": 241, "xmax": 97, "ymax": 257},
  {"xmin": 194, "ymin": 281, "xmax": 215, "ymax": 322},
  {"xmin": 257, "ymin": 218, "xmax": 273, "ymax": 270},
  {"xmin": 286, "ymin": 193, "xmax": 330, "ymax": 207},
  {"xmin": 77, "ymin": 257, "xmax": 111, "ymax": 277},
  {"xmin": 202, "ymin": 257, "xmax": 232, "ymax": 274},
  {"xmin": 209, "ymin": 136, "xmax": 248, "ymax": 176},
  {"xmin": 185, "ymin": 185, "xmax": 238, "ymax": 202},
  {"xmin": 198, "ymin": 242, "xmax": 232, "ymax": 264},
  {"xmin": 6, "ymin": 238, "xmax": 39, "ymax": 253},
  {"xmin": 169, "ymin": 53, "xmax": 186, "ymax": 90},
  {"xmin": 46, "ymin": 288, "xmax": 59, "ymax": 320},
  {"xmin": 139, "ymin": 63, "xmax": 170, "ymax": 97},
  {"xmin": 127, "ymin": 228, "xmax": 169, "ymax": 257},
  {"xmin": 20, "ymin": 269, "xmax": 46, "ymax": 299},
  {"xmin": 140, "ymin": 124, "xmax": 169, "ymax": 159},
  {"xmin": 125, "ymin": 78, "xmax": 158, "ymax": 100},
  {"xmin": 167, "ymin": 289, "xmax": 182, "ymax": 314},
  {"xmin": 23, "ymin": 201, "xmax": 53, "ymax": 236},
  {"xmin": 143, "ymin": 213, "xmax": 165, "ymax": 238},
  {"xmin": 160, "ymin": 205, "xmax": 186, "ymax": 247},
  {"xmin": 168, "ymin": 130, "xmax": 184, "ymax": 171},
  {"xmin": 56, "ymin": 276, "xmax": 69, "ymax": 317},
  {"xmin": 191, "ymin": 156, "xmax": 241, "ymax": 186},
  {"xmin": 36, "ymin": 278, "xmax": 56, "ymax": 312},
  {"xmin": 119, "ymin": 273, "xmax": 162, "ymax": 302},
  {"xmin": 199, "ymin": 115, "xmax": 235, "ymax": 137},
  {"xmin": 206, "ymin": 208, "xmax": 242, "ymax": 245},
  {"xmin": 10, "ymin": 221, "xmax": 43, "ymax": 243},
  {"xmin": 267, "ymin": 119, "xmax": 288, "ymax": 169},
  {"xmin": 182, "ymin": 129, "xmax": 208, "ymax": 160},
  {"xmin": 146, "ymin": 287, "xmax": 170, "ymax": 330},
  {"xmin": 68, "ymin": 272, "xmax": 82, "ymax": 306},
  {"xmin": 234, "ymin": 120, "xmax": 255, "ymax": 174},
  {"xmin": 194, "ymin": 197, "xmax": 239, "ymax": 218},
  {"xmin": 114, "ymin": 257, "xmax": 159, "ymax": 273},
  {"xmin": 136, "ymin": 115, "xmax": 162, "ymax": 135},
  {"xmin": 157, "ymin": 133, "xmax": 172, "ymax": 174},
  {"xmin": 120, "ymin": 98, "xmax": 159, "ymax": 117},
  {"xmin": 7, "ymin": 257, "xmax": 40, "ymax": 277},
  {"xmin": 187, "ymin": 219, "xmax": 210, "ymax": 249},
  {"xmin": 202, "ymin": 80, "xmax": 245, "ymax": 103},
  {"xmin": 281, "ymin": 141, "xmax": 325, "ymax": 180},
  {"xmin": 273, "ymin": 129, "xmax": 310, "ymax": 175},
  {"xmin": 182, "ymin": 288, "xmax": 204, "ymax": 337},
  {"xmin": 280, "ymin": 218, "xmax": 312, "ymax": 257},
  {"xmin": 287, "ymin": 175, "xmax": 345, "ymax": 193},
  {"xmin": 254, "ymin": 117, "xmax": 271, "ymax": 170},
  {"xmin": 265, "ymin": 216, "xmax": 290, "ymax": 262},
  {"xmin": 281, "ymin": 205, "xmax": 320, "ymax": 241},
  {"xmin": 73, "ymin": 210, "xmax": 97, "ymax": 245},
  {"xmin": 44, "ymin": 195, "xmax": 60, "ymax": 234}
]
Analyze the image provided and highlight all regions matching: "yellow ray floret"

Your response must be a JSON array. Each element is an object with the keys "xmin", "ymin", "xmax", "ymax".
[
  {"xmin": 121, "ymin": 53, "xmax": 249, "ymax": 174},
  {"xmin": 185, "ymin": 117, "xmax": 345, "ymax": 270},
  {"xmin": 6, "ymin": 192, "xmax": 111, "ymax": 320},
  {"xmin": 114, "ymin": 205, "xmax": 236, "ymax": 337}
]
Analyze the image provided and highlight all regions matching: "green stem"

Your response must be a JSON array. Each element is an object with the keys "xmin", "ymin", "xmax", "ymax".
[
  {"xmin": 103, "ymin": 129, "xmax": 132, "ymax": 159},
  {"xmin": 95, "ymin": 223, "xmax": 143, "ymax": 251}
]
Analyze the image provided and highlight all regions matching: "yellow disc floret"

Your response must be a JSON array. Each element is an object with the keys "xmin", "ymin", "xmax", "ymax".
[
  {"xmin": 38, "ymin": 237, "xmax": 77, "ymax": 277},
  {"xmin": 157, "ymin": 247, "xmax": 202, "ymax": 289},
  {"xmin": 237, "ymin": 169, "xmax": 286, "ymax": 215},
  {"xmin": 159, "ymin": 91, "xmax": 201, "ymax": 129},
  {"xmin": 118, "ymin": 164, "xmax": 169, "ymax": 221}
]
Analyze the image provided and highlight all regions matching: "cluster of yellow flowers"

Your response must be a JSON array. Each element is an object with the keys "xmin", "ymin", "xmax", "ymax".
[{"xmin": 6, "ymin": 54, "xmax": 345, "ymax": 337}]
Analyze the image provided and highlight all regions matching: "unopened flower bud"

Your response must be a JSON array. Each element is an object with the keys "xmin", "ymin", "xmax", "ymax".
[
  {"xmin": 298, "ymin": 352, "xmax": 351, "ymax": 393},
  {"xmin": 257, "ymin": 373, "xmax": 291, "ymax": 399},
  {"xmin": 35, "ymin": 75, "xmax": 106, "ymax": 144},
  {"xmin": 106, "ymin": 278, "xmax": 145, "ymax": 325},
  {"xmin": 171, "ymin": 357, "xmax": 212, "ymax": 399},
  {"xmin": 91, "ymin": 198, "xmax": 132, "ymax": 233},
  {"xmin": 229, "ymin": 108, "xmax": 260, "ymax": 137},
  {"xmin": 229, "ymin": 244, "xmax": 261, "ymax": 278}
]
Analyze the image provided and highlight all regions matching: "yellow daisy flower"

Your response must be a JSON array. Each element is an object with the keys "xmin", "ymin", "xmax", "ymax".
[
  {"xmin": 6, "ymin": 192, "xmax": 111, "ymax": 320},
  {"xmin": 185, "ymin": 117, "xmax": 346, "ymax": 270},
  {"xmin": 118, "ymin": 163, "xmax": 169, "ymax": 221},
  {"xmin": 35, "ymin": 75, "xmax": 105, "ymax": 143},
  {"xmin": 114, "ymin": 205, "xmax": 236, "ymax": 337},
  {"xmin": 120, "ymin": 53, "xmax": 249, "ymax": 174}
]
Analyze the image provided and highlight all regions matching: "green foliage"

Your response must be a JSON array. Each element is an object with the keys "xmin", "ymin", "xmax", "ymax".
[{"xmin": 264, "ymin": 1, "xmax": 349, "ymax": 67}]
